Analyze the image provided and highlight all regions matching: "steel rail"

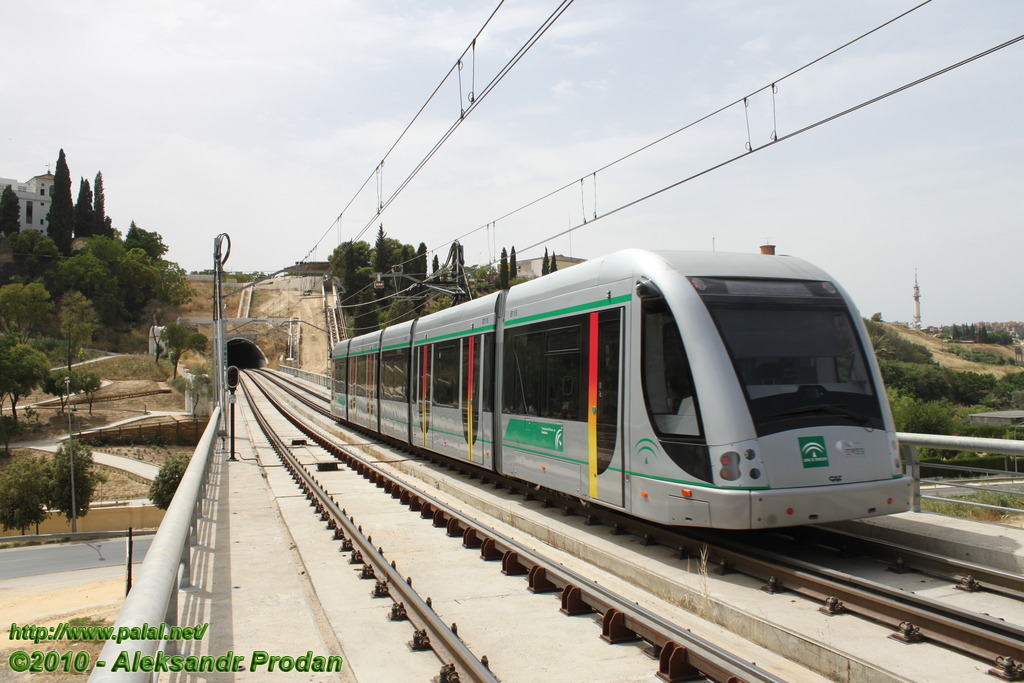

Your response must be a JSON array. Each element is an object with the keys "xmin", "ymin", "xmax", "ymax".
[
  {"xmin": 694, "ymin": 533, "xmax": 1024, "ymax": 664},
  {"xmin": 249, "ymin": 371, "xmax": 785, "ymax": 683},
  {"xmin": 240, "ymin": 375, "xmax": 498, "ymax": 683},
  {"xmin": 780, "ymin": 525, "xmax": 1024, "ymax": 598}
]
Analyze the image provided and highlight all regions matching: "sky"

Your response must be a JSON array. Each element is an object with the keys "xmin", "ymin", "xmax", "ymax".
[{"xmin": 2, "ymin": 0, "xmax": 1022, "ymax": 327}]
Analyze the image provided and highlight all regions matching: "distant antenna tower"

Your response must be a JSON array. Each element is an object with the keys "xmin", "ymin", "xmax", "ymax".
[{"xmin": 912, "ymin": 270, "xmax": 922, "ymax": 330}]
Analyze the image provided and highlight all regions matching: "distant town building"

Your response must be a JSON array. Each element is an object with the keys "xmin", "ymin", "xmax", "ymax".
[
  {"xmin": 966, "ymin": 410, "xmax": 1024, "ymax": 427},
  {"xmin": 515, "ymin": 253, "xmax": 586, "ymax": 279},
  {"xmin": 0, "ymin": 172, "xmax": 54, "ymax": 233}
]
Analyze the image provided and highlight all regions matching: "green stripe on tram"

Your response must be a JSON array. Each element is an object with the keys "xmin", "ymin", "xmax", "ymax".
[{"xmin": 505, "ymin": 294, "xmax": 631, "ymax": 327}]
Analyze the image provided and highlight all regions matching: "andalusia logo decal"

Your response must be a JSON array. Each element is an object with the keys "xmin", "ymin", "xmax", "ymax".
[{"xmin": 799, "ymin": 436, "xmax": 829, "ymax": 468}]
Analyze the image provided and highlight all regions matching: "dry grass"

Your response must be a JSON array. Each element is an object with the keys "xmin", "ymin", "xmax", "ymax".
[
  {"xmin": 99, "ymin": 444, "xmax": 196, "ymax": 467},
  {"xmin": 93, "ymin": 466, "xmax": 150, "ymax": 500},
  {"xmin": 886, "ymin": 326, "xmax": 1022, "ymax": 378}
]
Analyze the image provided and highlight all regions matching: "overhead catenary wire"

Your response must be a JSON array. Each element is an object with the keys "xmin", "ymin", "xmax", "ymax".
[
  {"xmin": 419, "ymin": 0, "xmax": 944, "ymax": 265},
  {"xmin": 514, "ymin": 32, "xmax": 1024, "ymax": 257},
  {"xmin": 309, "ymin": 0, "xmax": 575, "ymax": 280},
  {"xmin": 298, "ymin": 1, "xmax": 508, "ymax": 265}
]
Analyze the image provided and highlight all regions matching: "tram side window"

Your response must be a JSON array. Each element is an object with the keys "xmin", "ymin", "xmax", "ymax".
[
  {"xmin": 433, "ymin": 342, "xmax": 458, "ymax": 408},
  {"xmin": 354, "ymin": 355, "xmax": 369, "ymax": 398},
  {"xmin": 481, "ymin": 333, "xmax": 495, "ymax": 413},
  {"xmin": 504, "ymin": 321, "xmax": 584, "ymax": 421},
  {"xmin": 333, "ymin": 358, "xmax": 347, "ymax": 395},
  {"xmin": 381, "ymin": 349, "xmax": 408, "ymax": 401},
  {"xmin": 641, "ymin": 302, "xmax": 701, "ymax": 437},
  {"xmin": 545, "ymin": 327, "xmax": 581, "ymax": 421}
]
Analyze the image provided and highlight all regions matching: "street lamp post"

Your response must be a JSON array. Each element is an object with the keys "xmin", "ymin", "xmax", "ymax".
[{"xmin": 64, "ymin": 376, "xmax": 77, "ymax": 533}]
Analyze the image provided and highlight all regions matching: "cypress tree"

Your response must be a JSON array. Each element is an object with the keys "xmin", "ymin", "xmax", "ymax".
[
  {"xmin": 373, "ymin": 224, "xmax": 390, "ymax": 274},
  {"xmin": 48, "ymin": 149, "xmax": 74, "ymax": 255},
  {"xmin": 92, "ymin": 171, "xmax": 112, "ymax": 237},
  {"xmin": 0, "ymin": 186, "xmax": 20, "ymax": 236},
  {"xmin": 415, "ymin": 242, "xmax": 428, "ymax": 277},
  {"xmin": 549, "ymin": 252, "xmax": 558, "ymax": 273},
  {"xmin": 541, "ymin": 247, "xmax": 550, "ymax": 276},
  {"xmin": 509, "ymin": 246, "xmax": 517, "ymax": 281},
  {"xmin": 74, "ymin": 177, "xmax": 94, "ymax": 238},
  {"xmin": 499, "ymin": 248, "xmax": 509, "ymax": 289},
  {"xmin": 432, "ymin": 254, "xmax": 440, "ymax": 274}
]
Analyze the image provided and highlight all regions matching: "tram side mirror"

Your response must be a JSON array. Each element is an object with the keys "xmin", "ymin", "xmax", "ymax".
[
  {"xmin": 226, "ymin": 365, "xmax": 239, "ymax": 391},
  {"xmin": 635, "ymin": 278, "xmax": 663, "ymax": 300}
]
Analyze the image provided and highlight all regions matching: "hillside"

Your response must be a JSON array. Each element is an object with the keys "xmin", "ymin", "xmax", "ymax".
[
  {"xmin": 176, "ymin": 276, "xmax": 331, "ymax": 375},
  {"xmin": 885, "ymin": 325, "xmax": 1022, "ymax": 378}
]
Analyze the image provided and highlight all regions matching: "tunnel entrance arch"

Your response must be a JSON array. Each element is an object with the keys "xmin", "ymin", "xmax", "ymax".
[{"xmin": 226, "ymin": 336, "xmax": 267, "ymax": 369}]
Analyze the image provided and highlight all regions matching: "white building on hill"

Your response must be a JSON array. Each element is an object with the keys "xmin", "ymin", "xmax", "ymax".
[{"xmin": 0, "ymin": 172, "xmax": 54, "ymax": 233}]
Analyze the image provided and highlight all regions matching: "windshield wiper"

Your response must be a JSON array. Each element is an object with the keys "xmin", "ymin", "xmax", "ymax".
[{"xmin": 767, "ymin": 403, "xmax": 872, "ymax": 425}]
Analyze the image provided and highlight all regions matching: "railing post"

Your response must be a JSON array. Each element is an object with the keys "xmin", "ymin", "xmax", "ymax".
[{"xmin": 901, "ymin": 443, "xmax": 921, "ymax": 513}]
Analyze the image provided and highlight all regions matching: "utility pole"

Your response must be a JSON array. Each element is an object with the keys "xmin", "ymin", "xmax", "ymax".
[
  {"xmin": 64, "ymin": 376, "xmax": 77, "ymax": 533},
  {"xmin": 213, "ymin": 234, "xmax": 231, "ymax": 439}
]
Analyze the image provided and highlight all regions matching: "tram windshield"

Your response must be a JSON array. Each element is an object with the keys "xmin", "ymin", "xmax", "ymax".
[{"xmin": 693, "ymin": 278, "xmax": 884, "ymax": 437}]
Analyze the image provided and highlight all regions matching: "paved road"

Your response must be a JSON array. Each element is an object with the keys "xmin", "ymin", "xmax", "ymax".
[{"xmin": 0, "ymin": 537, "xmax": 152, "ymax": 580}]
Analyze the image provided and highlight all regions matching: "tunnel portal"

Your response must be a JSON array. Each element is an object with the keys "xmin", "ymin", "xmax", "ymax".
[{"xmin": 226, "ymin": 337, "xmax": 268, "ymax": 369}]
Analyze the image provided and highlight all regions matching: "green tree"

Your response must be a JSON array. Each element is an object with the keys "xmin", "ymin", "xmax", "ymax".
[
  {"xmin": 153, "ymin": 261, "xmax": 193, "ymax": 308},
  {"xmin": 43, "ymin": 372, "xmax": 76, "ymax": 415},
  {"xmin": 372, "ymin": 224, "xmax": 391, "ymax": 274},
  {"xmin": 951, "ymin": 371, "xmax": 997, "ymax": 406},
  {"xmin": 0, "ymin": 282, "xmax": 53, "ymax": 343},
  {"xmin": 59, "ymin": 291, "xmax": 100, "ymax": 375},
  {"xmin": 415, "ymin": 242, "xmax": 428, "ymax": 277},
  {"xmin": 123, "ymin": 221, "xmax": 168, "ymax": 259},
  {"xmin": 149, "ymin": 455, "xmax": 190, "ymax": 510},
  {"xmin": 0, "ymin": 415, "xmax": 25, "ymax": 453},
  {"xmin": 0, "ymin": 185, "xmax": 20, "ymax": 236},
  {"xmin": 92, "ymin": 171, "xmax": 113, "ymax": 237},
  {"xmin": 0, "ymin": 338, "xmax": 50, "ymax": 422},
  {"xmin": 46, "ymin": 252, "xmax": 122, "ymax": 326},
  {"xmin": 74, "ymin": 177, "xmax": 94, "ymax": 238},
  {"xmin": 118, "ymin": 248, "xmax": 161, "ymax": 315},
  {"xmin": 0, "ymin": 456, "xmax": 51, "ymax": 533},
  {"xmin": 499, "ymin": 248, "xmax": 509, "ymax": 289},
  {"xmin": 432, "ymin": 254, "xmax": 440, "ymax": 274},
  {"xmin": 887, "ymin": 388, "xmax": 954, "ymax": 434},
  {"xmin": 49, "ymin": 440, "xmax": 103, "ymax": 521},
  {"xmin": 8, "ymin": 231, "xmax": 60, "ymax": 279},
  {"xmin": 161, "ymin": 322, "xmax": 208, "ymax": 378},
  {"xmin": 878, "ymin": 360, "xmax": 952, "ymax": 403},
  {"xmin": 509, "ymin": 246, "xmax": 517, "ymax": 281},
  {"xmin": 48, "ymin": 149, "xmax": 75, "ymax": 255},
  {"xmin": 549, "ymin": 252, "xmax": 558, "ymax": 273},
  {"xmin": 77, "ymin": 371, "xmax": 102, "ymax": 415},
  {"xmin": 541, "ymin": 247, "xmax": 550, "ymax": 276}
]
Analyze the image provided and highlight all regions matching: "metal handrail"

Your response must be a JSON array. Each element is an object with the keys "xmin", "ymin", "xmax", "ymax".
[
  {"xmin": 898, "ymin": 431, "xmax": 1024, "ymax": 513},
  {"xmin": 90, "ymin": 406, "xmax": 221, "ymax": 682}
]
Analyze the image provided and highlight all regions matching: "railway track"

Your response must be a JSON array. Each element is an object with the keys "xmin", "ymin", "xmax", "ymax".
[
  {"xmin": 255, "ymin": 368, "xmax": 1024, "ymax": 681},
  {"xmin": 242, "ymin": 370, "xmax": 794, "ymax": 682}
]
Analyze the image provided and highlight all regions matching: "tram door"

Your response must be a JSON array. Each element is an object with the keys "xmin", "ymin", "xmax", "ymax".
[{"xmin": 590, "ymin": 309, "xmax": 624, "ymax": 507}]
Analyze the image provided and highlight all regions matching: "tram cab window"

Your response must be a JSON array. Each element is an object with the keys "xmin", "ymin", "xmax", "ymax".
[
  {"xmin": 641, "ymin": 301, "xmax": 701, "ymax": 437},
  {"xmin": 695, "ymin": 278, "xmax": 884, "ymax": 437}
]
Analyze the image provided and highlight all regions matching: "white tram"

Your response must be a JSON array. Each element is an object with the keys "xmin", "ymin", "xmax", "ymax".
[{"xmin": 331, "ymin": 249, "xmax": 909, "ymax": 529}]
